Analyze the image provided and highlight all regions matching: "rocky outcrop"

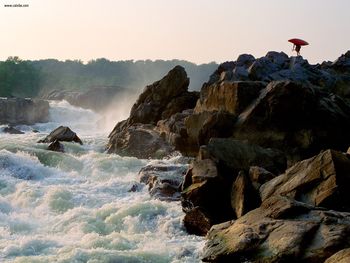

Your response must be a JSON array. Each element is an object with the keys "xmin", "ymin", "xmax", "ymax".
[
  {"xmin": 0, "ymin": 97, "xmax": 49, "ymax": 125},
  {"xmin": 2, "ymin": 126, "xmax": 24, "ymax": 134},
  {"xmin": 325, "ymin": 248, "xmax": 350, "ymax": 263},
  {"xmin": 203, "ymin": 195, "xmax": 350, "ymax": 262},
  {"xmin": 139, "ymin": 163, "xmax": 187, "ymax": 201},
  {"xmin": 38, "ymin": 126, "xmax": 83, "ymax": 145},
  {"xmin": 260, "ymin": 149, "xmax": 350, "ymax": 212},
  {"xmin": 107, "ymin": 66, "xmax": 199, "ymax": 158},
  {"xmin": 181, "ymin": 138, "xmax": 286, "ymax": 233},
  {"xmin": 234, "ymin": 80, "xmax": 350, "ymax": 162},
  {"xmin": 42, "ymin": 86, "xmax": 130, "ymax": 112}
]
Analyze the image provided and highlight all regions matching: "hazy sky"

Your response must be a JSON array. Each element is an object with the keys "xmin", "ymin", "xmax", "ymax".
[{"xmin": 0, "ymin": 0, "xmax": 349, "ymax": 64}]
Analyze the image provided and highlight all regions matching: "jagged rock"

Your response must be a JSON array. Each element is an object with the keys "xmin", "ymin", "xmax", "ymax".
[
  {"xmin": 47, "ymin": 140, "xmax": 64, "ymax": 152},
  {"xmin": 2, "ymin": 126, "xmax": 24, "ymax": 134},
  {"xmin": 234, "ymin": 80, "xmax": 350, "ymax": 162},
  {"xmin": 128, "ymin": 65, "xmax": 191, "ymax": 125},
  {"xmin": 38, "ymin": 126, "xmax": 83, "ymax": 145},
  {"xmin": 139, "ymin": 163, "xmax": 186, "ymax": 201},
  {"xmin": 183, "ymin": 207, "xmax": 212, "ymax": 236},
  {"xmin": 107, "ymin": 66, "xmax": 198, "ymax": 158},
  {"xmin": 42, "ymin": 86, "xmax": 130, "ymax": 112},
  {"xmin": 181, "ymin": 139, "xmax": 286, "ymax": 234},
  {"xmin": 325, "ymin": 248, "xmax": 350, "ymax": 263},
  {"xmin": 202, "ymin": 195, "xmax": 350, "ymax": 262},
  {"xmin": 260, "ymin": 149, "xmax": 350, "ymax": 212},
  {"xmin": 0, "ymin": 97, "xmax": 49, "ymax": 125},
  {"xmin": 156, "ymin": 110, "xmax": 196, "ymax": 156},
  {"xmin": 195, "ymin": 81, "xmax": 265, "ymax": 114},
  {"xmin": 231, "ymin": 171, "xmax": 260, "ymax": 218},
  {"xmin": 128, "ymin": 183, "xmax": 143, "ymax": 192}
]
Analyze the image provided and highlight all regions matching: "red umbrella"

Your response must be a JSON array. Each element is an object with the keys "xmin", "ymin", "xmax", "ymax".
[
  {"xmin": 288, "ymin": 38, "xmax": 309, "ymax": 55},
  {"xmin": 288, "ymin": 38, "xmax": 309, "ymax": 46}
]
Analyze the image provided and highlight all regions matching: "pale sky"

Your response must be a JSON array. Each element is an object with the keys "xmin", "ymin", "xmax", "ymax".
[{"xmin": 0, "ymin": 0, "xmax": 349, "ymax": 64}]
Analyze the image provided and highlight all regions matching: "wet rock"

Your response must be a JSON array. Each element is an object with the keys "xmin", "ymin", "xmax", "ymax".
[
  {"xmin": 128, "ymin": 183, "xmax": 143, "ymax": 192},
  {"xmin": 32, "ymin": 129, "xmax": 39, "ymax": 133},
  {"xmin": 108, "ymin": 123, "xmax": 172, "ymax": 159},
  {"xmin": 202, "ymin": 195, "xmax": 350, "ymax": 262},
  {"xmin": 0, "ymin": 97, "xmax": 49, "ymax": 125},
  {"xmin": 47, "ymin": 140, "xmax": 64, "ymax": 153},
  {"xmin": 139, "ymin": 163, "xmax": 187, "ymax": 201},
  {"xmin": 183, "ymin": 207, "xmax": 212, "ymax": 236},
  {"xmin": 260, "ymin": 149, "xmax": 350, "ymax": 212},
  {"xmin": 38, "ymin": 126, "xmax": 83, "ymax": 145},
  {"xmin": 3, "ymin": 126, "xmax": 24, "ymax": 134}
]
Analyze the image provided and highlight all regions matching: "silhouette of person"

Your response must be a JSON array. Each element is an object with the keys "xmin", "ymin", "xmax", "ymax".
[{"xmin": 295, "ymin": 44, "xmax": 301, "ymax": 56}]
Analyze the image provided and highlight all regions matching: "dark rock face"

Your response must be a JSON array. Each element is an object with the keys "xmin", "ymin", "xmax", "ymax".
[
  {"xmin": 234, "ymin": 80, "xmax": 350, "ymax": 162},
  {"xmin": 38, "ymin": 126, "xmax": 83, "ymax": 145},
  {"xmin": 42, "ymin": 86, "xmax": 130, "ymax": 112},
  {"xmin": 231, "ymin": 171, "xmax": 260, "ymax": 218},
  {"xmin": 139, "ymin": 164, "xmax": 187, "ymax": 201},
  {"xmin": 107, "ymin": 66, "xmax": 198, "ymax": 158},
  {"xmin": 47, "ymin": 140, "xmax": 64, "ymax": 152},
  {"xmin": 0, "ymin": 97, "xmax": 49, "ymax": 125},
  {"xmin": 260, "ymin": 149, "xmax": 350, "ymax": 212},
  {"xmin": 203, "ymin": 195, "xmax": 350, "ymax": 263},
  {"xmin": 2, "ymin": 126, "xmax": 24, "ymax": 134},
  {"xmin": 183, "ymin": 207, "xmax": 212, "ymax": 236},
  {"xmin": 181, "ymin": 139, "xmax": 287, "ymax": 233}
]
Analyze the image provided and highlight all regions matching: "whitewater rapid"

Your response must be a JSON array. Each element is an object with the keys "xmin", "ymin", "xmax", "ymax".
[{"xmin": 0, "ymin": 101, "xmax": 204, "ymax": 262}]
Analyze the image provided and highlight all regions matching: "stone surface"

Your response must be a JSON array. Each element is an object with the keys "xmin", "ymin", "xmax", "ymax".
[
  {"xmin": 249, "ymin": 166, "xmax": 276, "ymax": 191},
  {"xmin": 202, "ymin": 195, "xmax": 350, "ymax": 262},
  {"xmin": 107, "ymin": 66, "xmax": 198, "ymax": 158},
  {"xmin": 47, "ymin": 140, "xmax": 64, "ymax": 152},
  {"xmin": 195, "ymin": 81, "xmax": 265, "ymax": 115},
  {"xmin": 139, "ymin": 163, "xmax": 187, "ymax": 201},
  {"xmin": 38, "ymin": 126, "xmax": 83, "ymax": 145},
  {"xmin": 325, "ymin": 248, "xmax": 350, "ymax": 263},
  {"xmin": 205, "ymin": 138, "xmax": 287, "ymax": 175},
  {"xmin": 107, "ymin": 123, "xmax": 172, "ymax": 159},
  {"xmin": 231, "ymin": 171, "xmax": 260, "ymax": 218},
  {"xmin": 0, "ymin": 97, "xmax": 49, "ymax": 125},
  {"xmin": 260, "ymin": 149, "xmax": 350, "ymax": 212},
  {"xmin": 234, "ymin": 80, "xmax": 350, "ymax": 162},
  {"xmin": 183, "ymin": 207, "xmax": 212, "ymax": 236}
]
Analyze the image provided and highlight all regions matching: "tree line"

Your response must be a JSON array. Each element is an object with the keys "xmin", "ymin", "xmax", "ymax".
[{"xmin": 0, "ymin": 57, "xmax": 217, "ymax": 98}]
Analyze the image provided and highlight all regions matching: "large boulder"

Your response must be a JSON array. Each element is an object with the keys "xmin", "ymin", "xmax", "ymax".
[
  {"xmin": 38, "ymin": 126, "xmax": 83, "ymax": 145},
  {"xmin": 139, "ymin": 163, "xmax": 187, "ymax": 201},
  {"xmin": 0, "ymin": 97, "xmax": 49, "ymax": 125},
  {"xmin": 260, "ymin": 149, "xmax": 350, "ymax": 212},
  {"xmin": 203, "ymin": 195, "xmax": 350, "ymax": 262},
  {"xmin": 234, "ymin": 80, "xmax": 350, "ymax": 162},
  {"xmin": 107, "ymin": 66, "xmax": 199, "ymax": 158},
  {"xmin": 107, "ymin": 123, "xmax": 172, "ymax": 159},
  {"xmin": 47, "ymin": 140, "xmax": 64, "ymax": 153}
]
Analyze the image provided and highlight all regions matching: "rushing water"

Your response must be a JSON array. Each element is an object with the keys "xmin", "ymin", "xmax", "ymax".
[{"xmin": 0, "ymin": 101, "xmax": 204, "ymax": 263}]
